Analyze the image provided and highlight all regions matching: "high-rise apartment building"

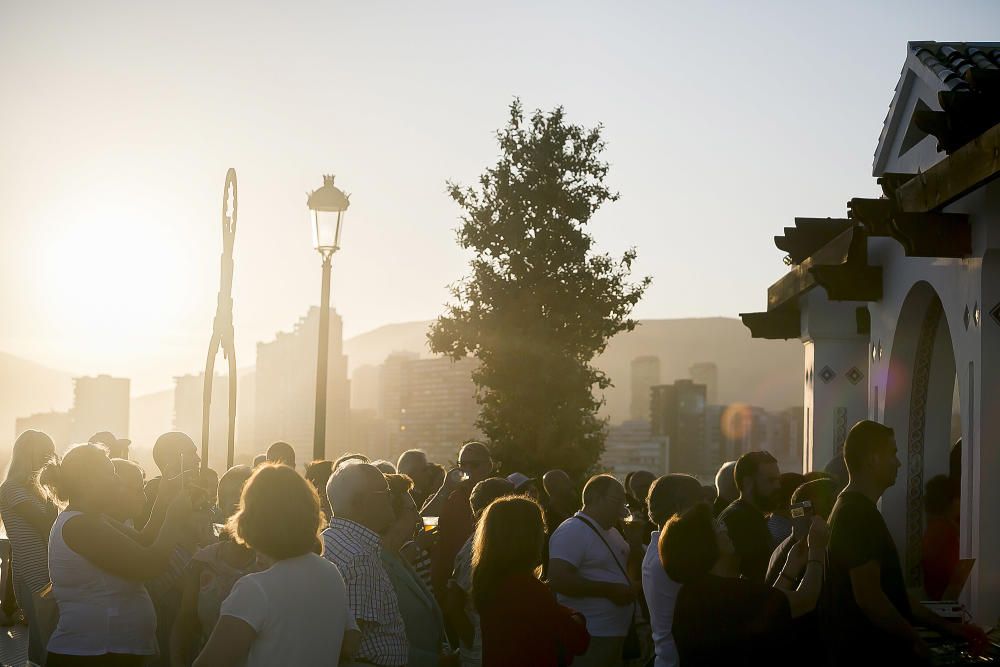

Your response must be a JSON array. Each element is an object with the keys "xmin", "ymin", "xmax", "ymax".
[
  {"xmin": 630, "ymin": 356, "xmax": 661, "ymax": 422},
  {"xmin": 70, "ymin": 375, "xmax": 130, "ymax": 443},
  {"xmin": 171, "ymin": 372, "xmax": 256, "ymax": 464},
  {"xmin": 254, "ymin": 307, "xmax": 350, "ymax": 467},
  {"xmin": 601, "ymin": 419, "xmax": 669, "ymax": 476},
  {"xmin": 689, "ymin": 362, "xmax": 719, "ymax": 404},
  {"xmin": 397, "ymin": 356, "xmax": 480, "ymax": 465},
  {"xmin": 651, "ymin": 379, "xmax": 707, "ymax": 477}
]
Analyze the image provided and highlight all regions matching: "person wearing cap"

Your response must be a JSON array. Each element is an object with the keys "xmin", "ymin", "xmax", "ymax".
[
  {"xmin": 506, "ymin": 472, "xmax": 538, "ymax": 498},
  {"xmin": 90, "ymin": 431, "xmax": 131, "ymax": 460}
]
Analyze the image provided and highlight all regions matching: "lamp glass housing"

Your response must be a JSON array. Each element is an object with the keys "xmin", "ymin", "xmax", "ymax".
[
  {"xmin": 307, "ymin": 175, "xmax": 350, "ymax": 255},
  {"xmin": 312, "ymin": 208, "xmax": 345, "ymax": 254}
]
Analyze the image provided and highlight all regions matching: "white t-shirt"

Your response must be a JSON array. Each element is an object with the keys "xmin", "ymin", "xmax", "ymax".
[
  {"xmin": 548, "ymin": 512, "xmax": 632, "ymax": 637},
  {"xmin": 221, "ymin": 553, "xmax": 354, "ymax": 667},
  {"xmin": 642, "ymin": 530, "xmax": 681, "ymax": 667}
]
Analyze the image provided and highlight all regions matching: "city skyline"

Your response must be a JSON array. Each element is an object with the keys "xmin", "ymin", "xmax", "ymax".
[{"xmin": 3, "ymin": 2, "xmax": 999, "ymax": 396}]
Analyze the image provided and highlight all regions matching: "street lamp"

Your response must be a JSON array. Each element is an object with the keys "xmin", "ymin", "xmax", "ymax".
[{"xmin": 307, "ymin": 174, "xmax": 350, "ymax": 461}]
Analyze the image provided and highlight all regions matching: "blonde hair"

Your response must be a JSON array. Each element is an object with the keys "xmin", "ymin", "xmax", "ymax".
[
  {"xmin": 5, "ymin": 431, "xmax": 55, "ymax": 497},
  {"xmin": 227, "ymin": 464, "xmax": 322, "ymax": 560},
  {"xmin": 37, "ymin": 443, "xmax": 110, "ymax": 507},
  {"xmin": 472, "ymin": 495, "xmax": 544, "ymax": 611}
]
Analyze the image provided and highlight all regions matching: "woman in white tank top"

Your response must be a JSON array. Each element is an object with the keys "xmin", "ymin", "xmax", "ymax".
[{"xmin": 38, "ymin": 443, "xmax": 193, "ymax": 667}]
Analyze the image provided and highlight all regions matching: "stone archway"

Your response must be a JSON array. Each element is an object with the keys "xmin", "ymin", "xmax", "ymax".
[{"xmin": 880, "ymin": 281, "xmax": 958, "ymax": 587}]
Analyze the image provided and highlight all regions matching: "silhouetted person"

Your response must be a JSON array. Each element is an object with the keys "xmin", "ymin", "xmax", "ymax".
[
  {"xmin": 663, "ymin": 503, "xmax": 826, "ymax": 667},
  {"xmin": 824, "ymin": 420, "xmax": 985, "ymax": 666},
  {"xmin": 642, "ymin": 474, "xmax": 702, "ymax": 667},
  {"xmin": 447, "ymin": 477, "xmax": 515, "ymax": 667},
  {"xmin": 322, "ymin": 462, "xmax": 408, "ymax": 666},
  {"xmin": 333, "ymin": 452, "xmax": 370, "ymax": 470},
  {"xmin": 171, "ymin": 464, "xmax": 258, "ymax": 665},
  {"xmin": 474, "ymin": 496, "xmax": 589, "ymax": 667},
  {"xmin": 153, "ymin": 432, "xmax": 200, "ymax": 481},
  {"xmin": 397, "ymin": 450, "xmax": 435, "ymax": 509},
  {"xmin": 373, "ymin": 460, "xmax": 398, "ymax": 475},
  {"xmin": 111, "ymin": 459, "xmax": 146, "ymax": 527},
  {"xmin": 767, "ymin": 472, "xmax": 804, "ymax": 549},
  {"xmin": 541, "ymin": 469, "xmax": 579, "ymax": 528},
  {"xmin": 0, "ymin": 430, "xmax": 57, "ymax": 664},
  {"xmin": 718, "ymin": 451, "xmax": 780, "ymax": 582},
  {"xmin": 921, "ymin": 474, "xmax": 960, "ymax": 601},
  {"xmin": 40, "ymin": 443, "xmax": 193, "ymax": 666},
  {"xmin": 305, "ymin": 460, "xmax": 334, "ymax": 522},
  {"xmin": 252, "ymin": 454, "xmax": 266, "ymax": 468},
  {"xmin": 265, "ymin": 441, "xmax": 296, "ymax": 469},
  {"xmin": 194, "ymin": 465, "xmax": 360, "ymax": 666},
  {"xmin": 90, "ymin": 431, "xmax": 131, "ymax": 460},
  {"xmin": 382, "ymin": 474, "xmax": 447, "ymax": 667},
  {"xmin": 428, "ymin": 442, "xmax": 494, "ymax": 600},
  {"xmin": 548, "ymin": 474, "xmax": 634, "ymax": 667},
  {"xmin": 766, "ymin": 478, "xmax": 839, "ymax": 587},
  {"xmin": 823, "ymin": 447, "xmax": 849, "ymax": 488},
  {"xmin": 712, "ymin": 461, "xmax": 737, "ymax": 517}
]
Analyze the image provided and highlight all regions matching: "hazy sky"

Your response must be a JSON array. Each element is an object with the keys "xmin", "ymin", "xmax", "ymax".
[{"xmin": 2, "ymin": 0, "xmax": 999, "ymax": 395}]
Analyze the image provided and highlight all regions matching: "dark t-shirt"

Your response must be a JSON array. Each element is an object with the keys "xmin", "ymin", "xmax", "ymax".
[
  {"xmin": 718, "ymin": 499, "xmax": 772, "ymax": 582},
  {"xmin": 765, "ymin": 532, "xmax": 795, "ymax": 587},
  {"xmin": 823, "ymin": 491, "xmax": 912, "ymax": 665},
  {"xmin": 673, "ymin": 574, "xmax": 792, "ymax": 667}
]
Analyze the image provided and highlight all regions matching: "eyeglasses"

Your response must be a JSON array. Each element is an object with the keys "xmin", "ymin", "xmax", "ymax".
[{"xmin": 458, "ymin": 459, "xmax": 489, "ymax": 468}]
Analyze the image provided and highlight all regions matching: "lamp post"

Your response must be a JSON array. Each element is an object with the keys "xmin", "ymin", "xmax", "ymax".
[{"xmin": 307, "ymin": 175, "xmax": 350, "ymax": 461}]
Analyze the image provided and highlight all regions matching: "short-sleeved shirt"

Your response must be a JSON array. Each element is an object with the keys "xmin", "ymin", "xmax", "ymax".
[
  {"xmin": 322, "ymin": 518, "xmax": 408, "ymax": 666},
  {"xmin": 642, "ymin": 530, "xmax": 681, "ymax": 667},
  {"xmin": 672, "ymin": 574, "xmax": 792, "ymax": 667},
  {"xmin": 823, "ymin": 491, "xmax": 911, "ymax": 665},
  {"xmin": 547, "ymin": 512, "xmax": 632, "ymax": 638},
  {"xmin": 0, "ymin": 480, "xmax": 54, "ymax": 594},
  {"xmin": 221, "ymin": 553, "xmax": 353, "ymax": 667},
  {"xmin": 451, "ymin": 536, "xmax": 481, "ymax": 666},
  {"xmin": 718, "ymin": 499, "xmax": 771, "ymax": 582}
]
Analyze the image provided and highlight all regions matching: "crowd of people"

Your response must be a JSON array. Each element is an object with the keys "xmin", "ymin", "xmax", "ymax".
[{"xmin": 0, "ymin": 420, "xmax": 988, "ymax": 666}]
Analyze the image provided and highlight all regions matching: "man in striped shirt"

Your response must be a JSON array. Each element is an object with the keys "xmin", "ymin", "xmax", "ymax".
[{"xmin": 323, "ymin": 462, "xmax": 408, "ymax": 667}]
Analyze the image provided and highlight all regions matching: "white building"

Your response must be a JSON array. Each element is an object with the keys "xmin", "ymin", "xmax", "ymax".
[{"xmin": 741, "ymin": 42, "xmax": 1000, "ymax": 621}]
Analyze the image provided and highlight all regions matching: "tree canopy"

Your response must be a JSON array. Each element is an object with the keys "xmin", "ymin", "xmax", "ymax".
[{"xmin": 429, "ymin": 100, "xmax": 650, "ymax": 480}]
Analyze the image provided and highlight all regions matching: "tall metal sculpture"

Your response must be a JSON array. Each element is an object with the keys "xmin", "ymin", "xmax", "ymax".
[{"xmin": 201, "ymin": 168, "xmax": 238, "ymax": 471}]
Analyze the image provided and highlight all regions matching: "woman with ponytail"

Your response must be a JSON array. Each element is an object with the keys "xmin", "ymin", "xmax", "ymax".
[
  {"xmin": 0, "ymin": 429, "xmax": 57, "ymax": 664},
  {"xmin": 39, "ymin": 443, "xmax": 193, "ymax": 667}
]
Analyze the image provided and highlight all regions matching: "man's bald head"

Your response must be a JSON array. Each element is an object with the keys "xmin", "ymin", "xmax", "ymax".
[{"xmin": 326, "ymin": 462, "xmax": 394, "ymax": 532}]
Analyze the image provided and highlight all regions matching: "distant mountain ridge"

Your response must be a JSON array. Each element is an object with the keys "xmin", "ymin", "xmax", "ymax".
[
  {"xmin": 0, "ymin": 351, "xmax": 74, "ymax": 443},
  {"xmin": 1, "ymin": 317, "xmax": 804, "ymax": 448},
  {"xmin": 344, "ymin": 317, "xmax": 804, "ymax": 419}
]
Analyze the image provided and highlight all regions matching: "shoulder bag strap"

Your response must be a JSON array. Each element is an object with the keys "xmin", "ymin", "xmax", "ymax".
[{"xmin": 573, "ymin": 515, "xmax": 630, "ymax": 581}]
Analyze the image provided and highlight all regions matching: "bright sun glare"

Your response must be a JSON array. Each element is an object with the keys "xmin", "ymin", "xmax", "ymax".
[{"xmin": 38, "ymin": 200, "xmax": 192, "ymax": 360}]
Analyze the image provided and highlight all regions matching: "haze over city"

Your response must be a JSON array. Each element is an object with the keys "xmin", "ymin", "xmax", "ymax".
[{"xmin": 2, "ymin": 0, "xmax": 998, "ymax": 396}]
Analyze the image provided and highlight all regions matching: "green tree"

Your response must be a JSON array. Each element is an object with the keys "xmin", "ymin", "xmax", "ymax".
[{"xmin": 429, "ymin": 100, "xmax": 650, "ymax": 481}]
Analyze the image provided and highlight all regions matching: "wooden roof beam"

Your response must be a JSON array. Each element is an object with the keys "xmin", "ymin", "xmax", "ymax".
[
  {"xmin": 896, "ymin": 120, "xmax": 1000, "ymax": 212},
  {"xmin": 740, "ymin": 305, "xmax": 801, "ymax": 340}
]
